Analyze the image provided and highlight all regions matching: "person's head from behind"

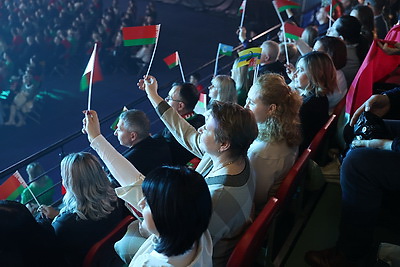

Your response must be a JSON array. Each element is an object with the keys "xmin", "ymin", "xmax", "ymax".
[
  {"xmin": 278, "ymin": 42, "xmax": 299, "ymax": 65},
  {"xmin": 26, "ymin": 162, "xmax": 45, "ymax": 182},
  {"xmin": 313, "ymin": 36, "xmax": 347, "ymax": 70},
  {"xmin": 208, "ymin": 75, "xmax": 237, "ymax": 103},
  {"xmin": 61, "ymin": 152, "xmax": 117, "ymax": 220},
  {"xmin": 231, "ymin": 58, "xmax": 250, "ymax": 91},
  {"xmin": 166, "ymin": 83, "xmax": 199, "ymax": 115},
  {"xmin": 0, "ymin": 200, "xmax": 48, "ymax": 266},
  {"xmin": 327, "ymin": 15, "xmax": 361, "ymax": 44},
  {"xmin": 350, "ymin": 5, "xmax": 374, "ymax": 32},
  {"xmin": 198, "ymin": 101, "xmax": 258, "ymax": 158},
  {"xmin": 115, "ymin": 109, "xmax": 150, "ymax": 147},
  {"xmin": 292, "ymin": 51, "xmax": 337, "ymax": 96},
  {"xmin": 245, "ymin": 73, "xmax": 302, "ymax": 146},
  {"xmin": 189, "ymin": 72, "xmax": 201, "ymax": 86},
  {"xmin": 260, "ymin": 40, "xmax": 280, "ymax": 64},
  {"xmin": 301, "ymin": 26, "xmax": 318, "ymax": 47},
  {"xmin": 139, "ymin": 166, "xmax": 212, "ymax": 257}
]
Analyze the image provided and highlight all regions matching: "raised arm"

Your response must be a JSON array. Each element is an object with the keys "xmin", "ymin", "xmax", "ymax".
[
  {"xmin": 83, "ymin": 110, "xmax": 144, "ymax": 186},
  {"xmin": 137, "ymin": 75, "xmax": 204, "ymax": 158}
]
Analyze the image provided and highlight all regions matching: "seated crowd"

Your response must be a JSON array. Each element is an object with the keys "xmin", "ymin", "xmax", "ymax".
[{"xmin": 2, "ymin": 0, "xmax": 400, "ymax": 266}]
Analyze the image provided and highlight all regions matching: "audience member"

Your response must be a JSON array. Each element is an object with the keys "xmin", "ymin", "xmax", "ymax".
[
  {"xmin": 305, "ymin": 87, "xmax": 400, "ymax": 266},
  {"xmin": 114, "ymin": 109, "xmax": 172, "ymax": 176},
  {"xmin": 0, "ymin": 200, "xmax": 59, "ymax": 267},
  {"xmin": 158, "ymin": 82, "xmax": 205, "ymax": 166},
  {"xmin": 288, "ymin": 51, "xmax": 337, "ymax": 152},
  {"xmin": 208, "ymin": 75, "xmax": 237, "ymax": 104},
  {"xmin": 301, "ymin": 25, "xmax": 319, "ymax": 47},
  {"xmin": 259, "ymin": 41, "xmax": 290, "ymax": 82},
  {"xmin": 327, "ymin": 15, "xmax": 371, "ymax": 87},
  {"xmin": 367, "ymin": 0, "xmax": 389, "ymax": 39},
  {"xmin": 189, "ymin": 72, "xmax": 204, "ymax": 92},
  {"xmin": 21, "ymin": 162, "xmax": 54, "ymax": 208},
  {"xmin": 231, "ymin": 58, "xmax": 253, "ymax": 107},
  {"xmin": 137, "ymin": 75, "xmax": 257, "ymax": 266},
  {"xmin": 314, "ymin": 7, "xmax": 330, "ymax": 36},
  {"xmin": 130, "ymin": 166, "xmax": 213, "ymax": 266},
  {"xmin": 245, "ymin": 73, "xmax": 302, "ymax": 212},
  {"xmin": 350, "ymin": 5, "xmax": 375, "ymax": 44},
  {"xmin": 40, "ymin": 152, "xmax": 125, "ymax": 266}
]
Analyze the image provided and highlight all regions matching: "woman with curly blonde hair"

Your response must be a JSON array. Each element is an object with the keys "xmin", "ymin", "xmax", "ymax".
[{"xmin": 245, "ymin": 73, "xmax": 302, "ymax": 212}]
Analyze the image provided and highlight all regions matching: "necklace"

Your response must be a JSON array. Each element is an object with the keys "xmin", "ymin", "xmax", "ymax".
[{"xmin": 207, "ymin": 157, "xmax": 239, "ymax": 176}]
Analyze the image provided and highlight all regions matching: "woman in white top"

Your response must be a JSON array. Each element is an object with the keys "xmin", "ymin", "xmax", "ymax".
[
  {"xmin": 245, "ymin": 73, "xmax": 302, "ymax": 213},
  {"xmin": 83, "ymin": 111, "xmax": 213, "ymax": 267}
]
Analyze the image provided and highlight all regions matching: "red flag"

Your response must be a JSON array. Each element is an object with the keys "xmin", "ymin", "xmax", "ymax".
[
  {"xmin": 80, "ymin": 47, "xmax": 103, "ymax": 92},
  {"xmin": 122, "ymin": 25, "xmax": 160, "ymax": 46},
  {"xmin": 274, "ymin": 0, "xmax": 300, "ymax": 12},
  {"xmin": 346, "ymin": 39, "xmax": 400, "ymax": 115},
  {"xmin": 0, "ymin": 171, "xmax": 27, "ymax": 200},
  {"xmin": 284, "ymin": 23, "xmax": 304, "ymax": 40},
  {"xmin": 163, "ymin": 52, "xmax": 179, "ymax": 69}
]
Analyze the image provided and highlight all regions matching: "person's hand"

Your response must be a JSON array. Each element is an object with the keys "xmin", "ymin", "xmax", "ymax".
[
  {"xmin": 378, "ymin": 41, "xmax": 400, "ymax": 55},
  {"xmin": 82, "ymin": 110, "xmax": 101, "ymax": 142},
  {"xmin": 284, "ymin": 62, "xmax": 295, "ymax": 79},
  {"xmin": 137, "ymin": 75, "xmax": 158, "ymax": 94},
  {"xmin": 350, "ymin": 94, "xmax": 391, "ymax": 126},
  {"xmin": 237, "ymin": 26, "xmax": 247, "ymax": 43},
  {"xmin": 351, "ymin": 139, "xmax": 393, "ymax": 150},
  {"xmin": 40, "ymin": 205, "xmax": 60, "ymax": 220}
]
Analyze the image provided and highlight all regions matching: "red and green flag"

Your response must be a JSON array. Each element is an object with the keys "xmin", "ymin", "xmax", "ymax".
[
  {"xmin": 284, "ymin": 23, "xmax": 304, "ymax": 40},
  {"xmin": 80, "ymin": 47, "xmax": 103, "ymax": 92},
  {"xmin": 238, "ymin": 0, "xmax": 246, "ymax": 14},
  {"xmin": 0, "ymin": 171, "xmax": 27, "ymax": 200},
  {"xmin": 122, "ymin": 25, "xmax": 160, "ymax": 46},
  {"xmin": 110, "ymin": 106, "xmax": 129, "ymax": 130},
  {"xmin": 274, "ymin": 0, "xmax": 300, "ymax": 12},
  {"xmin": 163, "ymin": 52, "xmax": 179, "ymax": 69}
]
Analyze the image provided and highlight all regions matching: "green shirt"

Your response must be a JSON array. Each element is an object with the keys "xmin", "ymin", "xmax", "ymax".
[{"xmin": 21, "ymin": 176, "xmax": 54, "ymax": 205}]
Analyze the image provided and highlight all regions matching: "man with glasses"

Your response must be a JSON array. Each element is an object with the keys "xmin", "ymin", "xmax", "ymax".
[{"xmin": 158, "ymin": 82, "xmax": 205, "ymax": 166}]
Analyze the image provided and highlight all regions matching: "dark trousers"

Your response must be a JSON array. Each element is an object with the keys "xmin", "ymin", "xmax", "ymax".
[{"xmin": 338, "ymin": 120, "xmax": 400, "ymax": 260}]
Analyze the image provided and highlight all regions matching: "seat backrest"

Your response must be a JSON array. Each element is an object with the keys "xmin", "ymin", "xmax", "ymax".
[
  {"xmin": 82, "ymin": 215, "xmax": 136, "ymax": 267},
  {"xmin": 226, "ymin": 197, "xmax": 279, "ymax": 267},
  {"xmin": 275, "ymin": 148, "xmax": 312, "ymax": 208}
]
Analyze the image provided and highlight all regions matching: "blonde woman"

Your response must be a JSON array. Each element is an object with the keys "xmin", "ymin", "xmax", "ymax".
[
  {"xmin": 288, "ymin": 51, "xmax": 337, "ymax": 151},
  {"xmin": 245, "ymin": 73, "xmax": 302, "ymax": 212},
  {"xmin": 208, "ymin": 75, "xmax": 237, "ymax": 104},
  {"xmin": 231, "ymin": 58, "xmax": 253, "ymax": 107}
]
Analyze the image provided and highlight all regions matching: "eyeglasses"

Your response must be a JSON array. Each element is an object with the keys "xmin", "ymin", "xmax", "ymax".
[{"xmin": 165, "ymin": 96, "xmax": 184, "ymax": 103}]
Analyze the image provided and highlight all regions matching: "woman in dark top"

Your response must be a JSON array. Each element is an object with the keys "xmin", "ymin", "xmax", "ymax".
[
  {"xmin": 288, "ymin": 51, "xmax": 338, "ymax": 152},
  {"xmin": 40, "ymin": 152, "xmax": 125, "ymax": 266}
]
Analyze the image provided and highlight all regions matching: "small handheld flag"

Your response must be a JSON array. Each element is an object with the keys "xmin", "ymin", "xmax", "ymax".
[
  {"xmin": 0, "ymin": 171, "xmax": 27, "ymax": 201},
  {"xmin": 122, "ymin": 25, "xmax": 160, "ymax": 46},
  {"xmin": 238, "ymin": 0, "xmax": 247, "ymax": 27},
  {"xmin": 214, "ymin": 43, "xmax": 234, "ymax": 76},
  {"xmin": 284, "ymin": 23, "xmax": 304, "ymax": 40},
  {"xmin": 218, "ymin": 43, "xmax": 234, "ymax": 56},
  {"xmin": 273, "ymin": 0, "xmax": 300, "ymax": 12},
  {"xmin": 194, "ymin": 93, "xmax": 207, "ymax": 115},
  {"xmin": 163, "ymin": 52, "xmax": 179, "ymax": 69},
  {"xmin": 110, "ymin": 106, "xmax": 129, "ymax": 131},
  {"xmin": 80, "ymin": 45, "xmax": 102, "ymax": 92},
  {"xmin": 237, "ymin": 47, "xmax": 262, "ymax": 68}
]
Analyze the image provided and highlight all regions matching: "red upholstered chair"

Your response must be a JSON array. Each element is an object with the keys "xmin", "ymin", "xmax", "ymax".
[
  {"xmin": 226, "ymin": 197, "xmax": 279, "ymax": 267},
  {"xmin": 275, "ymin": 148, "xmax": 312, "ymax": 208},
  {"xmin": 83, "ymin": 215, "xmax": 136, "ymax": 267}
]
